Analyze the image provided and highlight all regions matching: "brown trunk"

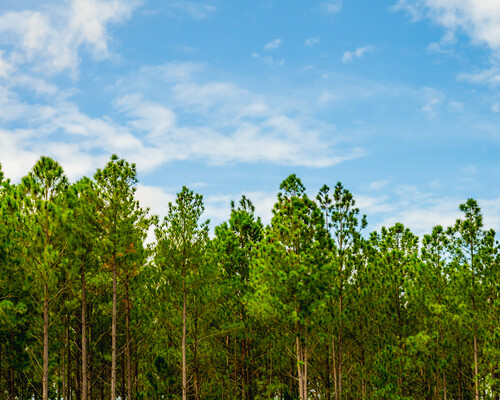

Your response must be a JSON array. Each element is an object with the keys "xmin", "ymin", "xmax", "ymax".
[
  {"xmin": 66, "ymin": 316, "xmax": 71, "ymax": 400},
  {"xmin": 458, "ymin": 334, "xmax": 463, "ymax": 400},
  {"xmin": 81, "ymin": 261, "xmax": 88, "ymax": 400},
  {"xmin": 194, "ymin": 309, "xmax": 200, "ymax": 400},
  {"xmin": 126, "ymin": 278, "xmax": 132, "ymax": 400},
  {"xmin": 111, "ymin": 262, "xmax": 117, "ymax": 400},
  {"xmin": 226, "ymin": 335, "xmax": 229, "ymax": 399},
  {"xmin": 333, "ymin": 335, "xmax": 338, "ymax": 400},
  {"xmin": 62, "ymin": 319, "xmax": 66, "ymax": 400},
  {"xmin": 296, "ymin": 325, "xmax": 308, "ymax": 400},
  {"xmin": 338, "ymin": 288, "xmax": 343, "ymax": 400},
  {"xmin": 474, "ymin": 321, "xmax": 479, "ymax": 400},
  {"xmin": 182, "ymin": 278, "xmax": 187, "ymax": 400},
  {"xmin": 43, "ymin": 283, "xmax": 49, "ymax": 400},
  {"xmin": 440, "ymin": 326, "xmax": 447, "ymax": 400}
]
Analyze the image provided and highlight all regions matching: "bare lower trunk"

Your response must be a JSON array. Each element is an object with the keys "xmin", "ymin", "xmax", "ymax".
[
  {"xmin": 474, "ymin": 321, "xmax": 479, "ymax": 400},
  {"xmin": 82, "ymin": 262, "xmax": 88, "ymax": 400},
  {"xmin": 62, "ymin": 318, "xmax": 67, "ymax": 400},
  {"xmin": 338, "ymin": 293, "xmax": 343, "ymax": 400},
  {"xmin": 111, "ymin": 264, "xmax": 117, "ymax": 400},
  {"xmin": 43, "ymin": 284, "xmax": 49, "ymax": 400},
  {"xmin": 126, "ymin": 279, "xmax": 132, "ymax": 400},
  {"xmin": 296, "ymin": 327, "xmax": 308, "ymax": 400},
  {"xmin": 332, "ymin": 336, "xmax": 338, "ymax": 400},
  {"xmin": 441, "ymin": 327, "xmax": 447, "ymax": 400},
  {"xmin": 182, "ymin": 279, "xmax": 187, "ymax": 400}
]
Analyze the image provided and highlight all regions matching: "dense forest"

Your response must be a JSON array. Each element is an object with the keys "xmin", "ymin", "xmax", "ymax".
[{"xmin": 0, "ymin": 155, "xmax": 499, "ymax": 400}]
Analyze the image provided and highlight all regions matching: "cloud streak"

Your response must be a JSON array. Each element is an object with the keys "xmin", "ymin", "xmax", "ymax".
[
  {"xmin": 341, "ymin": 46, "xmax": 374, "ymax": 63},
  {"xmin": 264, "ymin": 38, "xmax": 282, "ymax": 50}
]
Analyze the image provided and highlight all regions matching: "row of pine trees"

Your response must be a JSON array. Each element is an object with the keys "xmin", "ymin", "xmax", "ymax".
[{"xmin": 0, "ymin": 155, "xmax": 499, "ymax": 400}]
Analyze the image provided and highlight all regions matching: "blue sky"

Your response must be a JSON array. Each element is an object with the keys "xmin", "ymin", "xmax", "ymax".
[{"xmin": 1, "ymin": 0, "xmax": 500, "ymax": 234}]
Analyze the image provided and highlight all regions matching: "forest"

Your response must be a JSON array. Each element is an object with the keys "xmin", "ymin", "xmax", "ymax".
[{"xmin": 0, "ymin": 155, "xmax": 499, "ymax": 400}]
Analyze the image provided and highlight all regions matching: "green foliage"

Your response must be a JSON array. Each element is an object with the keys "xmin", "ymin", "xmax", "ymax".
[{"xmin": 0, "ymin": 158, "xmax": 499, "ymax": 400}]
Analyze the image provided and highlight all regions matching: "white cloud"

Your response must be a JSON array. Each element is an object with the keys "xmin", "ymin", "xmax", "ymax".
[
  {"xmin": 264, "ymin": 38, "xmax": 282, "ymax": 50},
  {"xmin": 421, "ymin": 87, "xmax": 445, "ymax": 117},
  {"xmin": 0, "ymin": 0, "xmax": 140, "ymax": 76},
  {"xmin": 305, "ymin": 37, "xmax": 320, "ymax": 47},
  {"xmin": 426, "ymin": 41, "xmax": 454, "ymax": 55},
  {"xmin": 341, "ymin": 45, "xmax": 374, "ymax": 63},
  {"xmin": 135, "ymin": 184, "xmax": 176, "ymax": 216},
  {"xmin": 320, "ymin": 0, "xmax": 342, "ymax": 14},
  {"xmin": 252, "ymin": 52, "xmax": 285, "ymax": 67},
  {"xmin": 115, "ymin": 62, "xmax": 366, "ymax": 168},
  {"xmin": 134, "ymin": 184, "xmax": 276, "ymax": 234},
  {"xmin": 395, "ymin": 0, "xmax": 500, "ymax": 55},
  {"xmin": 318, "ymin": 90, "xmax": 336, "ymax": 104},
  {"xmin": 457, "ymin": 67, "xmax": 500, "ymax": 85},
  {"xmin": 448, "ymin": 101, "xmax": 464, "ymax": 112},
  {"xmin": 368, "ymin": 180, "xmax": 390, "ymax": 191},
  {"xmin": 0, "ymin": 56, "xmax": 368, "ymax": 183}
]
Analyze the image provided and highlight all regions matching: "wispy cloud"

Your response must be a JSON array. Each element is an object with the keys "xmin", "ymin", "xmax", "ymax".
[
  {"xmin": 114, "ymin": 62, "xmax": 364, "ymax": 167},
  {"xmin": 448, "ymin": 101, "xmax": 464, "ymax": 112},
  {"xmin": 341, "ymin": 45, "xmax": 374, "ymax": 63},
  {"xmin": 0, "ymin": 60, "xmax": 367, "ymax": 181},
  {"xmin": 457, "ymin": 67, "xmax": 500, "ymax": 85},
  {"xmin": 264, "ymin": 38, "xmax": 282, "ymax": 50},
  {"xmin": 252, "ymin": 52, "xmax": 285, "ymax": 67},
  {"xmin": 320, "ymin": 0, "xmax": 342, "ymax": 15},
  {"xmin": 166, "ymin": 2, "xmax": 216, "ymax": 20},
  {"xmin": 421, "ymin": 87, "xmax": 445, "ymax": 117},
  {"xmin": 357, "ymin": 182, "xmax": 500, "ymax": 237},
  {"xmin": 305, "ymin": 37, "xmax": 320, "ymax": 47}
]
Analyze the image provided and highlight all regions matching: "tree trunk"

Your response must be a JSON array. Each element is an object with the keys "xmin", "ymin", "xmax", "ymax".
[
  {"xmin": 126, "ymin": 278, "xmax": 132, "ymax": 400},
  {"xmin": 474, "ymin": 321, "xmax": 479, "ymax": 400},
  {"xmin": 296, "ymin": 327, "xmax": 308, "ymax": 400},
  {"xmin": 182, "ymin": 278, "xmax": 187, "ymax": 400},
  {"xmin": 111, "ymin": 262, "xmax": 117, "ymax": 400},
  {"xmin": 81, "ymin": 261, "xmax": 88, "ymax": 400},
  {"xmin": 333, "ymin": 336, "xmax": 338, "ymax": 400},
  {"xmin": 43, "ymin": 283, "xmax": 49, "ymax": 400}
]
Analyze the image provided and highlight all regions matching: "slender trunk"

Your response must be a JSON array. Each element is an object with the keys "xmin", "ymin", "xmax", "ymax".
[
  {"xmin": 126, "ymin": 278, "xmax": 132, "ymax": 400},
  {"xmin": 43, "ymin": 283, "xmax": 49, "ymax": 400},
  {"xmin": 440, "ymin": 326, "xmax": 447, "ymax": 400},
  {"xmin": 121, "ymin": 354, "xmax": 125, "ymax": 400},
  {"xmin": 81, "ymin": 261, "xmax": 88, "ymax": 400},
  {"xmin": 233, "ymin": 335, "xmax": 236, "ymax": 400},
  {"xmin": 66, "ymin": 315, "xmax": 71, "ymax": 400},
  {"xmin": 304, "ymin": 330, "xmax": 308, "ymax": 400},
  {"xmin": 193, "ymin": 307, "xmax": 200, "ymax": 400},
  {"xmin": 296, "ymin": 326, "xmax": 308, "ymax": 400},
  {"xmin": 226, "ymin": 335, "xmax": 229, "ymax": 399},
  {"xmin": 471, "ymin": 244, "xmax": 479, "ymax": 400},
  {"xmin": 361, "ymin": 344, "xmax": 366, "ymax": 400},
  {"xmin": 10, "ymin": 367, "xmax": 15, "ymax": 399},
  {"xmin": 110, "ymin": 262, "xmax": 117, "ymax": 400},
  {"xmin": 182, "ymin": 278, "xmax": 187, "ymax": 400},
  {"xmin": 62, "ymin": 321, "xmax": 66, "ymax": 400},
  {"xmin": 339, "ymin": 306, "xmax": 343, "ymax": 400},
  {"xmin": 474, "ymin": 321, "xmax": 479, "ymax": 400},
  {"xmin": 458, "ymin": 334, "xmax": 463, "ymax": 400},
  {"xmin": 338, "ymin": 282, "xmax": 343, "ymax": 400},
  {"xmin": 333, "ymin": 336, "xmax": 338, "ymax": 400}
]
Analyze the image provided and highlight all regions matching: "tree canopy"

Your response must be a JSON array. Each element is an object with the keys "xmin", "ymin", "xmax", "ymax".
[{"xmin": 0, "ymin": 156, "xmax": 499, "ymax": 400}]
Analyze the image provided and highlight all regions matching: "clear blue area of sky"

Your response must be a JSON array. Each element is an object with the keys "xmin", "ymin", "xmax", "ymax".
[{"xmin": 1, "ymin": 0, "xmax": 499, "ymax": 234}]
